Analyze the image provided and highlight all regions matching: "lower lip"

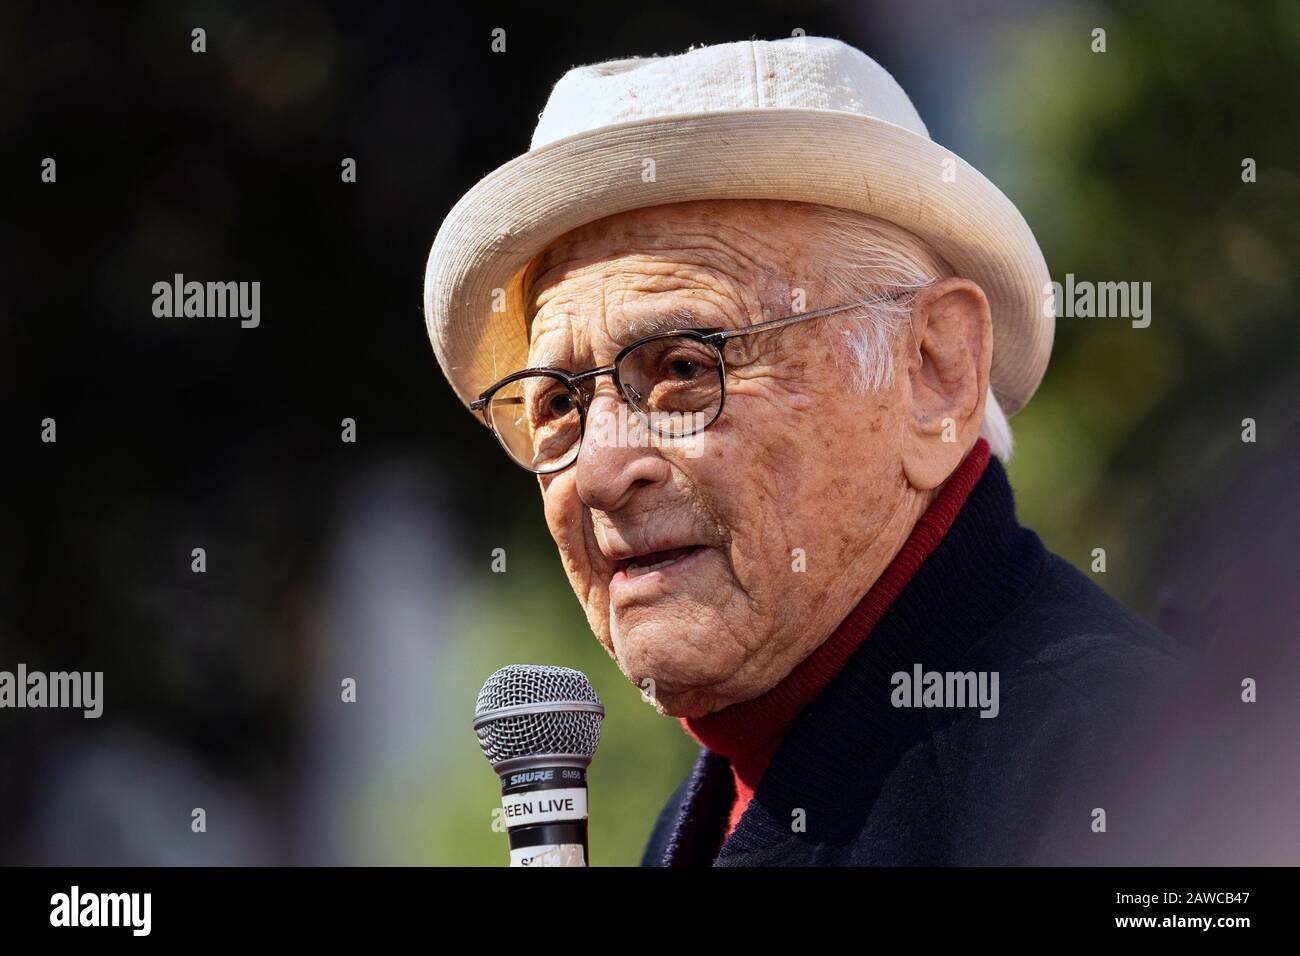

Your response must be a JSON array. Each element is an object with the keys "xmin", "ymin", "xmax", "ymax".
[{"xmin": 609, "ymin": 546, "xmax": 708, "ymax": 603}]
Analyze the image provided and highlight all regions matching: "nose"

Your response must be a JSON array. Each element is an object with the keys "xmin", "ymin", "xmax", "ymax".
[{"xmin": 574, "ymin": 390, "xmax": 670, "ymax": 512}]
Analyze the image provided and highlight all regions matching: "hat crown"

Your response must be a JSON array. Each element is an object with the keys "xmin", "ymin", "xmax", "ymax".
[{"xmin": 531, "ymin": 36, "xmax": 929, "ymax": 150}]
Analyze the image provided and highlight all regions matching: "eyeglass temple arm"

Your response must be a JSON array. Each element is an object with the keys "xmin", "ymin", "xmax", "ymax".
[{"xmin": 707, "ymin": 297, "xmax": 889, "ymax": 343}]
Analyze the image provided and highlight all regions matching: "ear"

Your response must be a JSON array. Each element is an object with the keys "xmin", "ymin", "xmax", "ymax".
[{"xmin": 900, "ymin": 277, "xmax": 993, "ymax": 491}]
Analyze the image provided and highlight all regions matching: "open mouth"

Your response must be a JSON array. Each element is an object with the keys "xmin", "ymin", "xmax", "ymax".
[{"xmin": 617, "ymin": 545, "xmax": 701, "ymax": 579}]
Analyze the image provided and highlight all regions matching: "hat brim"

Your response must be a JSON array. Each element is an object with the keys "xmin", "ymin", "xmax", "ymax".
[{"xmin": 424, "ymin": 108, "xmax": 1053, "ymax": 416}]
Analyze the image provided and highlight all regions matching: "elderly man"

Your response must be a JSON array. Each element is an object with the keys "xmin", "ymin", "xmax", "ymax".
[{"xmin": 425, "ymin": 37, "xmax": 1191, "ymax": 865}]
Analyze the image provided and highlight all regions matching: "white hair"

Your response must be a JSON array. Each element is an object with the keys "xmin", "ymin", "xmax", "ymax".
[{"xmin": 807, "ymin": 204, "xmax": 1014, "ymax": 461}]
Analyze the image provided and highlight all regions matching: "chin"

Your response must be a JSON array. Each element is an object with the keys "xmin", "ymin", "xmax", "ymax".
[{"xmin": 608, "ymin": 616, "xmax": 740, "ymax": 713}]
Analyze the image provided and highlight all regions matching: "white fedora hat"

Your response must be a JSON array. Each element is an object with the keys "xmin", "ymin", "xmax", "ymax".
[{"xmin": 424, "ymin": 36, "xmax": 1053, "ymax": 416}]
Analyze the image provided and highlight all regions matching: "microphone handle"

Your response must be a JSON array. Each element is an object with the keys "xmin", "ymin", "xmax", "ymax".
[{"xmin": 499, "ymin": 765, "xmax": 590, "ymax": 867}]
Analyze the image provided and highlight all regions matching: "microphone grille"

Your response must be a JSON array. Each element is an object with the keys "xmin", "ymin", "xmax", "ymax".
[{"xmin": 474, "ymin": 664, "xmax": 604, "ymax": 769}]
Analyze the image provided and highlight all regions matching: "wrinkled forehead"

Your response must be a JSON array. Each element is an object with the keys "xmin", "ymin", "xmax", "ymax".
[
  {"xmin": 527, "ymin": 270, "xmax": 752, "ymax": 373},
  {"xmin": 521, "ymin": 206, "xmax": 816, "ymax": 366}
]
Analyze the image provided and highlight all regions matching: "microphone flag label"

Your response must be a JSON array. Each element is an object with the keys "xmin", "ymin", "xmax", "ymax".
[{"xmin": 501, "ymin": 787, "xmax": 588, "ymax": 827}]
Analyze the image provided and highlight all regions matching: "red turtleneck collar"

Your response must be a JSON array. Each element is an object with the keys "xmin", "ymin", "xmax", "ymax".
[{"xmin": 680, "ymin": 439, "xmax": 992, "ymax": 839}]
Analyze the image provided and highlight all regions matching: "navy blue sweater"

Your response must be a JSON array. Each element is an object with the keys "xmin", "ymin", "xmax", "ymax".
[{"xmin": 641, "ymin": 457, "xmax": 1196, "ymax": 866}]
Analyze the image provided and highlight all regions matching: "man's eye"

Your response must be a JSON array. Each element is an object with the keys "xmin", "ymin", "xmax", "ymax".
[
  {"xmin": 532, "ymin": 388, "xmax": 575, "ymax": 423},
  {"xmin": 666, "ymin": 358, "xmax": 701, "ymax": 381},
  {"xmin": 656, "ymin": 345, "xmax": 717, "ymax": 383},
  {"xmin": 548, "ymin": 392, "xmax": 575, "ymax": 417}
]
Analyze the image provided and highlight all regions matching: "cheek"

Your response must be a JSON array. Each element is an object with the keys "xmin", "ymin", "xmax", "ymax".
[
  {"xmin": 794, "ymin": 399, "xmax": 906, "ymax": 561},
  {"xmin": 716, "ymin": 388, "xmax": 902, "ymax": 573},
  {"xmin": 683, "ymin": 409, "xmax": 803, "ymax": 586},
  {"xmin": 542, "ymin": 479, "xmax": 596, "ymax": 581}
]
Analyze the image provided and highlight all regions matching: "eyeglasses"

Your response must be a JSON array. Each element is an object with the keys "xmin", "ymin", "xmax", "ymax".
[{"xmin": 469, "ymin": 298, "xmax": 892, "ymax": 474}]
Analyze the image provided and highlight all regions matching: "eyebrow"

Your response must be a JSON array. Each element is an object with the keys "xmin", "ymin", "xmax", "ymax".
[{"xmin": 622, "ymin": 308, "xmax": 707, "ymax": 340}]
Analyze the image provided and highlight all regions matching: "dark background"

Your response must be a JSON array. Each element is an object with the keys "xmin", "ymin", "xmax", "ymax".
[{"xmin": 2, "ymin": 0, "xmax": 1298, "ymax": 864}]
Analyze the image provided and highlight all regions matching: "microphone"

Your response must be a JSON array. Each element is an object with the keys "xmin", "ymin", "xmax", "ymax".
[{"xmin": 473, "ymin": 664, "xmax": 605, "ymax": 866}]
